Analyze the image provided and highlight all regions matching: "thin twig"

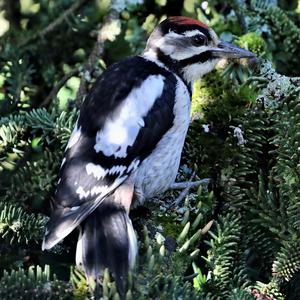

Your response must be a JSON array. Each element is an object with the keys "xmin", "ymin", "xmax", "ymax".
[
  {"xmin": 19, "ymin": 0, "xmax": 88, "ymax": 47},
  {"xmin": 74, "ymin": 10, "xmax": 119, "ymax": 108},
  {"xmin": 39, "ymin": 68, "xmax": 80, "ymax": 108},
  {"xmin": 39, "ymin": 0, "xmax": 88, "ymax": 38}
]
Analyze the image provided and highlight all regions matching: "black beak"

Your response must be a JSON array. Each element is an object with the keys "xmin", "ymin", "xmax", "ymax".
[{"xmin": 212, "ymin": 41, "xmax": 256, "ymax": 59}]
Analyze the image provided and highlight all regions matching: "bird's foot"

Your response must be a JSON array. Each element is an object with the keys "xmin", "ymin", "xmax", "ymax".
[
  {"xmin": 169, "ymin": 178, "xmax": 210, "ymax": 190},
  {"xmin": 170, "ymin": 173, "xmax": 210, "ymax": 207}
]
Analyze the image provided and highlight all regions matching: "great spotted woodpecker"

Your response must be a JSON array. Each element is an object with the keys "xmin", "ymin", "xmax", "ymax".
[{"xmin": 42, "ymin": 16, "xmax": 255, "ymax": 292}]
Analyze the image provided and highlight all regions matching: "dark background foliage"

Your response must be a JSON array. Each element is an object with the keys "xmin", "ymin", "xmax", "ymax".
[{"xmin": 0, "ymin": 0, "xmax": 300, "ymax": 299}]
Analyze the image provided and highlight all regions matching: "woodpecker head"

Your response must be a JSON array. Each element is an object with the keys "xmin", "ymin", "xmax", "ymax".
[{"xmin": 144, "ymin": 16, "xmax": 255, "ymax": 84}]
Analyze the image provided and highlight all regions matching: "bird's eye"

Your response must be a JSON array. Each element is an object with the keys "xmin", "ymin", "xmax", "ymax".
[{"xmin": 191, "ymin": 35, "xmax": 207, "ymax": 46}]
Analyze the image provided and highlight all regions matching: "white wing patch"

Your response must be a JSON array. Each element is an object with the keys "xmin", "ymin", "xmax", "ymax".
[
  {"xmin": 94, "ymin": 75, "xmax": 165, "ymax": 158},
  {"xmin": 76, "ymin": 186, "xmax": 91, "ymax": 199},
  {"xmin": 86, "ymin": 163, "xmax": 107, "ymax": 180},
  {"xmin": 70, "ymin": 206, "xmax": 80, "ymax": 211},
  {"xmin": 76, "ymin": 185, "xmax": 109, "ymax": 200},
  {"xmin": 109, "ymin": 165, "xmax": 127, "ymax": 175},
  {"xmin": 86, "ymin": 163, "xmax": 128, "ymax": 180},
  {"xmin": 67, "ymin": 122, "xmax": 81, "ymax": 149},
  {"xmin": 60, "ymin": 158, "xmax": 66, "ymax": 169},
  {"xmin": 128, "ymin": 159, "xmax": 140, "ymax": 172},
  {"xmin": 75, "ymin": 176, "xmax": 127, "ymax": 200}
]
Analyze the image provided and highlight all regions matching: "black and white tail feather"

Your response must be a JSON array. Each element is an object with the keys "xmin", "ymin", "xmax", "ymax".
[
  {"xmin": 42, "ymin": 189, "xmax": 137, "ymax": 295},
  {"xmin": 75, "ymin": 199, "xmax": 137, "ymax": 295}
]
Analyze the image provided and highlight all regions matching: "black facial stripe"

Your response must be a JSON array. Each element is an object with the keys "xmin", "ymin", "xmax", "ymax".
[
  {"xmin": 179, "ymin": 50, "xmax": 214, "ymax": 65},
  {"xmin": 156, "ymin": 49, "xmax": 192, "ymax": 94}
]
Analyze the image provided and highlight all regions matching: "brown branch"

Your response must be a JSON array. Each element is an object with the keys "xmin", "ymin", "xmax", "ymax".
[
  {"xmin": 39, "ymin": 68, "xmax": 80, "ymax": 108},
  {"xmin": 74, "ymin": 10, "xmax": 119, "ymax": 108}
]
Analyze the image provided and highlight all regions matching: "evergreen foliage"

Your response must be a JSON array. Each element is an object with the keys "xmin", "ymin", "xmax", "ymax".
[
  {"xmin": 0, "ymin": 265, "xmax": 73, "ymax": 299},
  {"xmin": 1, "ymin": 0, "xmax": 300, "ymax": 299},
  {"xmin": 0, "ymin": 202, "xmax": 45, "ymax": 244}
]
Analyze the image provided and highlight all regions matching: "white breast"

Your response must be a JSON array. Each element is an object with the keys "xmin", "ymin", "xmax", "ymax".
[{"xmin": 132, "ymin": 78, "xmax": 191, "ymax": 203}]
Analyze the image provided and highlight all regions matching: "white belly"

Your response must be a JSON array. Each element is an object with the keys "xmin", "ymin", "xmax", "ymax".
[{"xmin": 131, "ymin": 79, "xmax": 191, "ymax": 203}]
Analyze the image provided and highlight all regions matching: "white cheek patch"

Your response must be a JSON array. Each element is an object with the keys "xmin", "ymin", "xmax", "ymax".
[
  {"xmin": 156, "ymin": 31, "xmax": 181, "ymax": 48},
  {"xmin": 168, "ymin": 46, "xmax": 209, "ymax": 61},
  {"xmin": 159, "ymin": 32, "xmax": 212, "ymax": 61},
  {"xmin": 94, "ymin": 75, "xmax": 165, "ymax": 158},
  {"xmin": 66, "ymin": 122, "xmax": 81, "ymax": 149},
  {"xmin": 156, "ymin": 32, "xmax": 184, "ymax": 58}
]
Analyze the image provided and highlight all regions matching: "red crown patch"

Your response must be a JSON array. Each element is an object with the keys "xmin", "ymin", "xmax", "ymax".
[{"xmin": 168, "ymin": 16, "xmax": 209, "ymax": 29}]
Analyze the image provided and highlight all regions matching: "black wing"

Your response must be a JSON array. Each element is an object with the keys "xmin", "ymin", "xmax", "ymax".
[{"xmin": 43, "ymin": 56, "xmax": 178, "ymax": 249}]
